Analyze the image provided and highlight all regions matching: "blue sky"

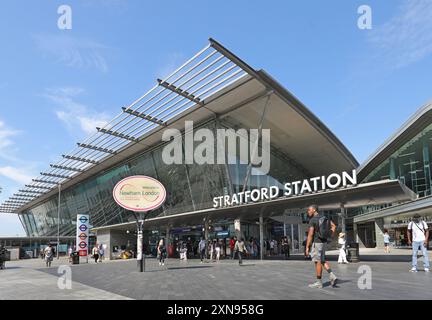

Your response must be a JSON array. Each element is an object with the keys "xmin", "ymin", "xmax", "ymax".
[{"xmin": 1, "ymin": 0, "xmax": 432, "ymax": 236}]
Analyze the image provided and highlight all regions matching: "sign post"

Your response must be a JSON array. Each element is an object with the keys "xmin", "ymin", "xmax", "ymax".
[
  {"xmin": 76, "ymin": 214, "xmax": 90, "ymax": 263},
  {"xmin": 113, "ymin": 176, "xmax": 166, "ymax": 272}
]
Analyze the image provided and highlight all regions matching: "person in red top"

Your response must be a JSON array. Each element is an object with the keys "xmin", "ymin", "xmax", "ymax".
[{"xmin": 229, "ymin": 236, "xmax": 237, "ymax": 259}]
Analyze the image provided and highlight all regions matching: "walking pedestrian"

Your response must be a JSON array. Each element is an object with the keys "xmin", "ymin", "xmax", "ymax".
[
  {"xmin": 209, "ymin": 240, "xmax": 215, "ymax": 261},
  {"xmin": 229, "ymin": 237, "xmax": 236, "ymax": 259},
  {"xmin": 198, "ymin": 238, "xmax": 206, "ymax": 263},
  {"xmin": 68, "ymin": 246, "xmax": 73, "ymax": 264},
  {"xmin": 337, "ymin": 233, "xmax": 349, "ymax": 264},
  {"xmin": 215, "ymin": 239, "xmax": 221, "ymax": 262},
  {"xmin": 98, "ymin": 243, "xmax": 105, "ymax": 262},
  {"xmin": 234, "ymin": 238, "xmax": 248, "ymax": 265},
  {"xmin": 305, "ymin": 205, "xmax": 338, "ymax": 288},
  {"xmin": 179, "ymin": 242, "xmax": 188, "ymax": 261},
  {"xmin": 408, "ymin": 214, "xmax": 430, "ymax": 272},
  {"xmin": 92, "ymin": 245, "xmax": 99, "ymax": 263},
  {"xmin": 157, "ymin": 238, "xmax": 166, "ymax": 266},
  {"xmin": 282, "ymin": 236, "xmax": 290, "ymax": 259},
  {"xmin": 269, "ymin": 239, "xmax": 275, "ymax": 256},
  {"xmin": 44, "ymin": 244, "xmax": 54, "ymax": 267},
  {"xmin": 249, "ymin": 238, "xmax": 255, "ymax": 259},
  {"xmin": 383, "ymin": 229, "xmax": 391, "ymax": 254},
  {"xmin": 252, "ymin": 239, "xmax": 258, "ymax": 259}
]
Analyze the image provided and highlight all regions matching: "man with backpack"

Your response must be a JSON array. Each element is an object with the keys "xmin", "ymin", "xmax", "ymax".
[
  {"xmin": 305, "ymin": 204, "xmax": 338, "ymax": 289},
  {"xmin": 407, "ymin": 214, "xmax": 429, "ymax": 272}
]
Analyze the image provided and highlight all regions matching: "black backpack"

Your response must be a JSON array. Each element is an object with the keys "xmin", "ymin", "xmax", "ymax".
[{"xmin": 317, "ymin": 216, "xmax": 333, "ymax": 242}]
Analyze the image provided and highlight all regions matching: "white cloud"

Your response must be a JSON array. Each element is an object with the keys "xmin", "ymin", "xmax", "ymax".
[
  {"xmin": 368, "ymin": 0, "xmax": 432, "ymax": 69},
  {"xmin": 0, "ymin": 166, "xmax": 33, "ymax": 184},
  {"xmin": 155, "ymin": 52, "xmax": 186, "ymax": 80},
  {"xmin": 0, "ymin": 120, "xmax": 21, "ymax": 161},
  {"xmin": 43, "ymin": 87, "xmax": 111, "ymax": 136},
  {"xmin": 33, "ymin": 34, "xmax": 110, "ymax": 73},
  {"xmin": 0, "ymin": 214, "xmax": 25, "ymax": 237}
]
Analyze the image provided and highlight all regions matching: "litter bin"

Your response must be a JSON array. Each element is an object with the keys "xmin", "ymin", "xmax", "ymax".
[
  {"xmin": 347, "ymin": 243, "xmax": 360, "ymax": 262},
  {"xmin": 71, "ymin": 252, "xmax": 80, "ymax": 265}
]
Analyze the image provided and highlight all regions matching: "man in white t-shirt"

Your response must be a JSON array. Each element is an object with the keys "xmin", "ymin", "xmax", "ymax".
[{"xmin": 407, "ymin": 214, "xmax": 430, "ymax": 272}]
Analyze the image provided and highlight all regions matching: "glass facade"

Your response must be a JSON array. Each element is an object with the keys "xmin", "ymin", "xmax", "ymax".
[
  {"xmin": 19, "ymin": 118, "xmax": 312, "ymax": 237},
  {"xmin": 350, "ymin": 122, "xmax": 432, "ymax": 217}
]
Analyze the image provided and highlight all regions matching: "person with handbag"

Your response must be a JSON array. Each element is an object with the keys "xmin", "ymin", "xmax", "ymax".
[
  {"xmin": 91, "ymin": 245, "xmax": 100, "ymax": 263},
  {"xmin": 408, "ymin": 214, "xmax": 430, "ymax": 272}
]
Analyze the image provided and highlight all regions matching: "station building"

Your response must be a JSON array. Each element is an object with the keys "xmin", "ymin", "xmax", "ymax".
[
  {"xmin": 353, "ymin": 102, "xmax": 432, "ymax": 248},
  {"xmin": 0, "ymin": 39, "xmax": 420, "ymax": 258}
]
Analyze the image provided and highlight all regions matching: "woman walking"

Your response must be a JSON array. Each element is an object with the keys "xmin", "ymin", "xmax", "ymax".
[
  {"xmin": 92, "ymin": 245, "xmax": 99, "ymax": 263},
  {"xmin": 383, "ymin": 229, "xmax": 391, "ymax": 253},
  {"xmin": 215, "ymin": 239, "xmax": 221, "ymax": 262},
  {"xmin": 157, "ymin": 238, "xmax": 167, "ymax": 266},
  {"xmin": 337, "ymin": 233, "xmax": 349, "ymax": 264},
  {"xmin": 44, "ymin": 244, "xmax": 54, "ymax": 267}
]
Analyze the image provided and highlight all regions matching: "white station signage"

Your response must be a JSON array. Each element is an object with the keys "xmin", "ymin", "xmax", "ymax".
[{"xmin": 213, "ymin": 170, "xmax": 358, "ymax": 208}]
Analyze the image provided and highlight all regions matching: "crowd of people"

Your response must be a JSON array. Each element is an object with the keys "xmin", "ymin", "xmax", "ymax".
[
  {"xmin": 20, "ymin": 207, "xmax": 431, "ymax": 293},
  {"xmin": 170, "ymin": 236, "xmax": 294, "ymax": 263}
]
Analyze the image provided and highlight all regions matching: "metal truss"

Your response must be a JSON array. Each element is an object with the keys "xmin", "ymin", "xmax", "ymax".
[{"xmin": 1, "ymin": 38, "xmax": 253, "ymax": 211}]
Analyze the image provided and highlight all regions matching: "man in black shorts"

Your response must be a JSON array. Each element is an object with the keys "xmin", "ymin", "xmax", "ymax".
[{"xmin": 305, "ymin": 204, "xmax": 338, "ymax": 289}]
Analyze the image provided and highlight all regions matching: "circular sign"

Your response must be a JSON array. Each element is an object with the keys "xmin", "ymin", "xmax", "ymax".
[
  {"xmin": 79, "ymin": 216, "xmax": 88, "ymax": 224},
  {"xmin": 79, "ymin": 241, "xmax": 87, "ymax": 249},
  {"xmin": 113, "ymin": 176, "xmax": 166, "ymax": 212},
  {"xmin": 79, "ymin": 233, "xmax": 88, "ymax": 240},
  {"xmin": 79, "ymin": 224, "xmax": 88, "ymax": 232}
]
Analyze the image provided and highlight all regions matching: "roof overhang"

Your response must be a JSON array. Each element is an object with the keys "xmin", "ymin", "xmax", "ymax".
[
  {"xmin": 358, "ymin": 101, "xmax": 432, "ymax": 181},
  {"xmin": 354, "ymin": 194, "xmax": 432, "ymax": 223},
  {"xmin": 9, "ymin": 39, "xmax": 358, "ymax": 214},
  {"xmin": 92, "ymin": 179, "xmax": 416, "ymax": 233}
]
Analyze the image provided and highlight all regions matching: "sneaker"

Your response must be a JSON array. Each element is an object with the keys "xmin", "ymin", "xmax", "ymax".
[
  {"xmin": 159, "ymin": 262, "xmax": 161, "ymax": 266},
  {"xmin": 162, "ymin": 263, "xmax": 165, "ymax": 266},
  {"xmin": 410, "ymin": 267, "xmax": 418, "ymax": 272},
  {"xmin": 308, "ymin": 281, "xmax": 323, "ymax": 289},
  {"xmin": 425, "ymin": 268, "xmax": 430, "ymax": 273},
  {"xmin": 329, "ymin": 273, "xmax": 338, "ymax": 287}
]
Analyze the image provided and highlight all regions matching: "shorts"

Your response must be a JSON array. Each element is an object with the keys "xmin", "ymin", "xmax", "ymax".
[
  {"xmin": 384, "ymin": 243, "xmax": 389, "ymax": 247},
  {"xmin": 311, "ymin": 242, "xmax": 326, "ymax": 263}
]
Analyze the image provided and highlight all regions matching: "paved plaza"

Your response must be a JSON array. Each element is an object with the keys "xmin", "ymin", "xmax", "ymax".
[{"xmin": 0, "ymin": 249, "xmax": 431, "ymax": 300}]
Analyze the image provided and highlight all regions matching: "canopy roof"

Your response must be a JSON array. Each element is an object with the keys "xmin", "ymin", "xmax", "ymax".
[
  {"xmin": 1, "ymin": 39, "xmax": 358, "ymax": 214},
  {"xmin": 92, "ymin": 179, "xmax": 416, "ymax": 232}
]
